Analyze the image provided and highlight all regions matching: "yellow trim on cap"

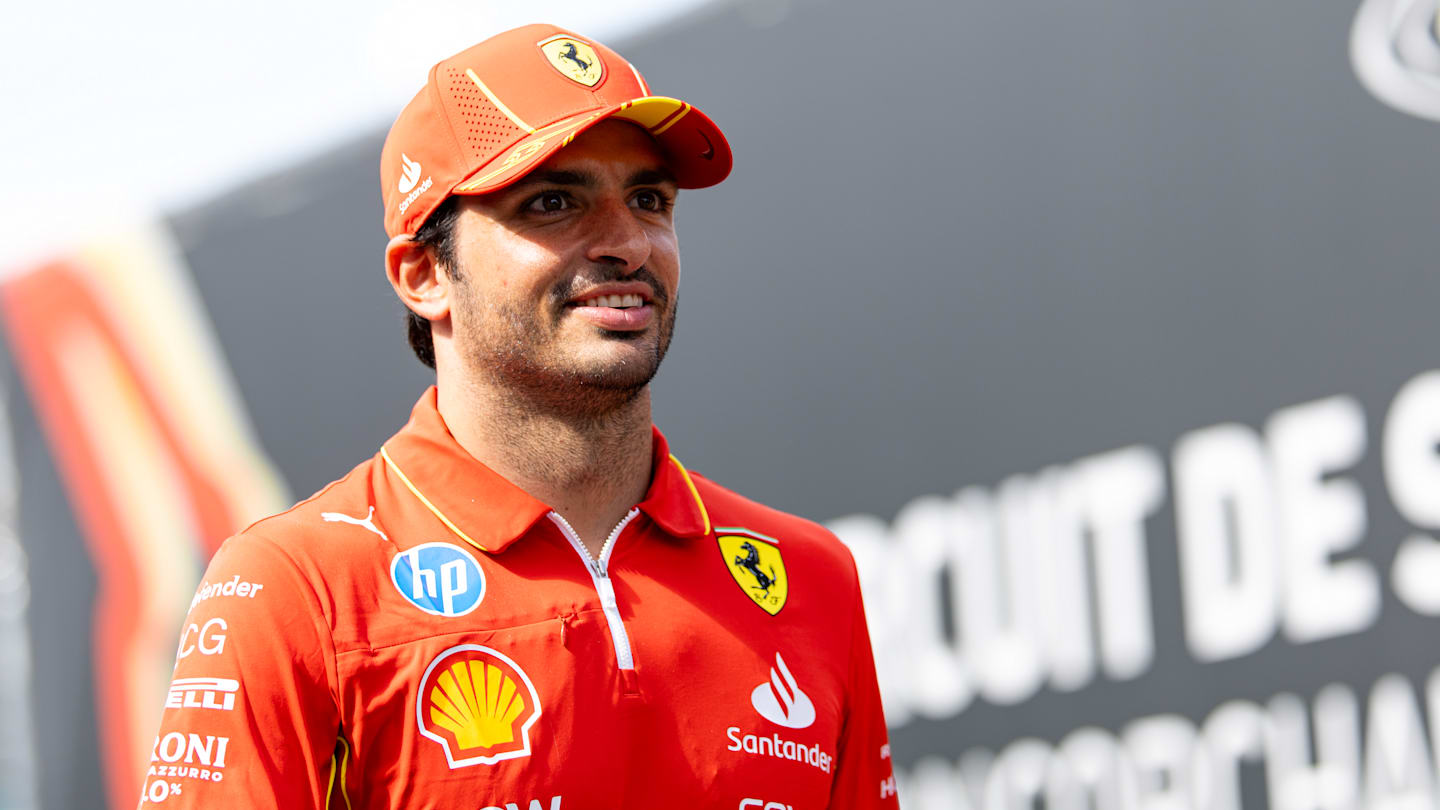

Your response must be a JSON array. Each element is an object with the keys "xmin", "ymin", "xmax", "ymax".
[
  {"xmin": 453, "ymin": 96, "xmax": 698, "ymax": 195},
  {"xmin": 380, "ymin": 445, "xmax": 489, "ymax": 552},
  {"xmin": 612, "ymin": 97, "xmax": 684, "ymax": 131},
  {"xmin": 466, "ymin": 68, "xmax": 536, "ymax": 133},
  {"xmin": 668, "ymin": 454, "xmax": 712, "ymax": 535},
  {"xmin": 453, "ymin": 112, "xmax": 602, "ymax": 192},
  {"xmin": 649, "ymin": 102, "xmax": 691, "ymax": 136}
]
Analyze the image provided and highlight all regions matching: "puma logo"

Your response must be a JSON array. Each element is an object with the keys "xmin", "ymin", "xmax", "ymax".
[{"xmin": 322, "ymin": 506, "xmax": 388, "ymax": 542}]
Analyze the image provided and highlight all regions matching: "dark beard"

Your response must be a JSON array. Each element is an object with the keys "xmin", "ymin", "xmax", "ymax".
[{"xmin": 460, "ymin": 267, "xmax": 677, "ymax": 418}]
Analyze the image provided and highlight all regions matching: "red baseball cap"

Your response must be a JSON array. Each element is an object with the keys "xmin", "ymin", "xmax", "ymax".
[{"xmin": 380, "ymin": 23, "xmax": 733, "ymax": 238}]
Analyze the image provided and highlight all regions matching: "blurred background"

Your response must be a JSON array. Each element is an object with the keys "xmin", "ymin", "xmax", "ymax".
[{"xmin": 4, "ymin": 0, "xmax": 1440, "ymax": 807}]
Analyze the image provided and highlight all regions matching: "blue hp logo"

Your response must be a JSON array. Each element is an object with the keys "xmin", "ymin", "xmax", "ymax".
[{"xmin": 390, "ymin": 542, "xmax": 485, "ymax": 617}]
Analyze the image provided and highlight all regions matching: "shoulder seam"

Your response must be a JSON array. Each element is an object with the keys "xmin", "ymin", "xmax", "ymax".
[{"xmin": 234, "ymin": 457, "xmax": 375, "ymax": 537}]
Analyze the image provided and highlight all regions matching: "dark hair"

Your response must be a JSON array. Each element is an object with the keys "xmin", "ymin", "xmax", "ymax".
[{"xmin": 404, "ymin": 196, "xmax": 463, "ymax": 368}]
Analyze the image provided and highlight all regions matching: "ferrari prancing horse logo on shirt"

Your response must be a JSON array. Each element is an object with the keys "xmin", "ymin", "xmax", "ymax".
[{"xmin": 718, "ymin": 529, "xmax": 788, "ymax": 615}]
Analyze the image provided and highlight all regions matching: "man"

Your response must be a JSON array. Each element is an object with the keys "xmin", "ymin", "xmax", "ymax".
[{"xmin": 142, "ymin": 23, "xmax": 899, "ymax": 809}]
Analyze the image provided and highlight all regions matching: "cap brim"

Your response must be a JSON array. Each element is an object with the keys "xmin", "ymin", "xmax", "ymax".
[{"xmin": 451, "ymin": 96, "xmax": 732, "ymax": 197}]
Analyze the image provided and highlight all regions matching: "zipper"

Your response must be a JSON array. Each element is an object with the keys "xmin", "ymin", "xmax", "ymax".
[{"xmin": 548, "ymin": 509, "xmax": 640, "ymax": 671}]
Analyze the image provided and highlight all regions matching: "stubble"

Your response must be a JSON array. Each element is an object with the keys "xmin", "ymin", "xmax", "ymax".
[{"xmin": 454, "ymin": 265, "xmax": 677, "ymax": 419}]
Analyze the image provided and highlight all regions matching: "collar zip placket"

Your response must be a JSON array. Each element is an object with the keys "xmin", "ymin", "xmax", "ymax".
[{"xmin": 547, "ymin": 509, "xmax": 642, "ymax": 689}]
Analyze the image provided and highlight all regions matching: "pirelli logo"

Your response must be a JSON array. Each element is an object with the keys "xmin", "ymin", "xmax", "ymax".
[{"xmin": 166, "ymin": 676, "xmax": 239, "ymax": 712}]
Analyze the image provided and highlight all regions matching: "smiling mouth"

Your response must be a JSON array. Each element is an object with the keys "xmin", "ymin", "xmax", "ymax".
[{"xmin": 577, "ymin": 294, "xmax": 647, "ymax": 309}]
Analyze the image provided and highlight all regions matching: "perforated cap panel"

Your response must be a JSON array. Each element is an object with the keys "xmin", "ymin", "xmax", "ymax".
[{"xmin": 443, "ymin": 68, "xmax": 528, "ymax": 163}]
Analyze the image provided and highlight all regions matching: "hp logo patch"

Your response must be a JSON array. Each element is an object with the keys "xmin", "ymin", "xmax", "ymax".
[{"xmin": 390, "ymin": 543, "xmax": 485, "ymax": 617}]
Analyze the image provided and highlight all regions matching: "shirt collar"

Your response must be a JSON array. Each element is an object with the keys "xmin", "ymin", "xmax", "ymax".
[{"xmin": 380, "ymin": 387, "xmax": 711, "ymax": 554}]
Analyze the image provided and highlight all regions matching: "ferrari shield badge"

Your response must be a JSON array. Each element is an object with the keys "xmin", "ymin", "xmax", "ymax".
[
  {"xmin": 718, "ymin": 530, "xmax": 787, "ymax": 615},
  {"xmin": 540, "ymin": 36, "xmax": 603, "ymax": 87}
]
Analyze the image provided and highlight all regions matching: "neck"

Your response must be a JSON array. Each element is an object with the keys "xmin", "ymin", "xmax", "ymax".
[{"xmin": 435, "ymin": 375, "xmax": 655, "ymax": 555}]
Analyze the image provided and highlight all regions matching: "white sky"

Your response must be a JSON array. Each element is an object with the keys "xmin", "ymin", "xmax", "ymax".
[{"xmin": 0, "ymin": 0, "xmax": 727, "ymax": 273}]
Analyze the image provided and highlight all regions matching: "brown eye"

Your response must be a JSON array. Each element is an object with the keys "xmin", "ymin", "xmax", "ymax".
[
  {"xmin": 633, "ymin": 190, "xmax": 669, "ymax": 211},
  {"xmin": 527, "ymin": 192, "xmax": 570, "ymax": 213}
]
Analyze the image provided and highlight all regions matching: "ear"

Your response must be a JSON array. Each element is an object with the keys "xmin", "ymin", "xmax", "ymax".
[{"xmin": 385, "ymin": 234, "xmax": 451, "ymax": 323}]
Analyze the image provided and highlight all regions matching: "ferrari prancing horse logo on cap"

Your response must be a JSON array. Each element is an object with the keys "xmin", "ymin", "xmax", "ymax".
[
  {"xmin": 540, "ymin": 36, "xmax": 603, "ymax": 87},
  {"xmin": 718, "ymin": 529, "xmax": 788, "ymax": 615}
]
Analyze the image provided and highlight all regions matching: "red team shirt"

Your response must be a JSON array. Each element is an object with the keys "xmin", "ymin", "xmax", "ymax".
[{"xmin": 142, "ymin": 388, "xmax": 899, "ymax": 809}]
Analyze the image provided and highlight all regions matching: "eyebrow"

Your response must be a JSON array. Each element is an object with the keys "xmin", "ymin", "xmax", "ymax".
[
  {"xmin": 512, "ymin": 166, "xmax": 678, "ymax": 190},
  {"xmin": 517, "ymin": 169, "xmax": 593, "ymax": 188},
  {"xmin": 628, "ymin": 167, "xmax": 678, "ymax": 187}
]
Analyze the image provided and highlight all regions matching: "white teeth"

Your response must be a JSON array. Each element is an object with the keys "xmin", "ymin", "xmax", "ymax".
[{"xmin": 580, "ymin": 294, "xmax": 645, "ymax": 308}]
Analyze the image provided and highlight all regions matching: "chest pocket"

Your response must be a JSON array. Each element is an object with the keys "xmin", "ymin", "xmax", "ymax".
[{"xmin": 336, "ymin": 611, "xmax": 632, "ymax": 809}]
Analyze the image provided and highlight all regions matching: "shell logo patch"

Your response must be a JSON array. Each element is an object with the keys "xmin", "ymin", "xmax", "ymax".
[
  {"xmin": 718, "ymin": 529, "xmax": 788, "ymax": 615},
  {"xmin": 540, "ymin": 36, "xmax": 603, "ymax": 87},
  {"xmin": 417, "ymin": 644, "xmax": 542, "ymax": 768}
]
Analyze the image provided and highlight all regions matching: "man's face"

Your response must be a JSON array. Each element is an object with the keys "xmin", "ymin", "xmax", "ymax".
[{"xmin": 442, "ymin": 120, "xmax": 681, "ymax": 411}]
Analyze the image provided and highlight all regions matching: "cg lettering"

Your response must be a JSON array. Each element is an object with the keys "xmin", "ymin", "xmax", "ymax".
[{"xmin": 177, "ymin": 618, "xmax": 227, "ymax": 659}]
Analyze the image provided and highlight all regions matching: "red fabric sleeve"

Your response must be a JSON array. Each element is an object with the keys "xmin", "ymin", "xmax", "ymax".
[
  {"xmin": 828, "ymin": 577, "xmax": 901, "ymax": 810},
  {"xmin": 137, "ymin": 534, "xmax": 339, "ymax": 809}
]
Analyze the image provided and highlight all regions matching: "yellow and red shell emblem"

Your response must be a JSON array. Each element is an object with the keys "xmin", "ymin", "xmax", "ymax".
[{"xmin": 416, "ymin": 644, "xmax": 542, "ymax": 768}]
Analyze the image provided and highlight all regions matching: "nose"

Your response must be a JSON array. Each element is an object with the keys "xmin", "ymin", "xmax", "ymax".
[{"xmin": 584, "ymin": 197, "xmax": 651, "ymax": 273}]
